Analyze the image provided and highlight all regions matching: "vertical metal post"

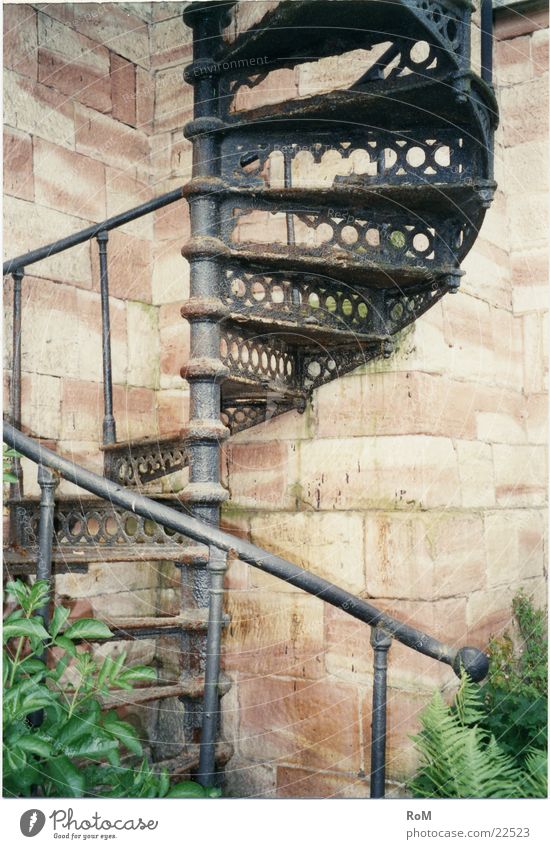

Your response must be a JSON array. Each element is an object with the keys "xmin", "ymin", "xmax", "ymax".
[
  {"xmin": 181, "ymin": 2, "xmax": 233, "ymax": 781},
  {"xmin": 29, "ymin": 464, "xmax": 58, "ymax": 729},
  {"xmin": 370, "ymin": 626, "xmax": 392, "ymax": 799},
  {"xmin": 198, "ymin": 545, "xmax": 227, "ymax": 785},
  {"xmin": 9, "ymin": 268, "xmax": 24, "ymax": 543},
  {"xmin": 480, "ymin": 0, "xmax": 493, "ymax": 84},
  {"xmin": 96, "ymin": 231, "xmax": 116, "ymax": 446}
]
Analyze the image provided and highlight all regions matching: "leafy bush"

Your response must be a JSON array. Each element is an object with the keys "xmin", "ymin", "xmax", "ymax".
[
  {"xmin": 409, "ymin": 672, "xmax": 546, "ymax": 798},
  {"xmin": 480, "ymin": 590, "xmax": 547, "ymax": 762},
  {"xmin": 3, "ymin": 579, "xmax": 220, "ymax": 798},
  {"xmin": 3, "ymin": 444, "xmax": 19, "ymax": 484},
  {"xmin": 409, "ymin": 591, "xmax": 547, "ymax": 799}
]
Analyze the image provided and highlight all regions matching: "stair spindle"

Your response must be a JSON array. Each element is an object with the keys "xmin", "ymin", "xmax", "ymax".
[
  {"xmin": 96, "ymin": 231, "xmax": 116, "ymax": 446},
  {"xmin": 370, "ymin": 626, "xmax": 392, "ymax": 799}
]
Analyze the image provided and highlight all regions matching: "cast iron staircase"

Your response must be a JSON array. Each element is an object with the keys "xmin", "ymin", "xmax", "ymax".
[{"xmin": 3, "ymin": 0, "xmax": 497, "ymax": 796}]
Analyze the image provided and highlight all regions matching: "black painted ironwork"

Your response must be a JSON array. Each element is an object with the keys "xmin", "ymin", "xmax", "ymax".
[
  {"xmin": 3, "ymin": 0, "xmax": 497, "ymax": 797},
  {"xmin": 370, "ymin": 627, "xmax": 393, "ymax": 799},
  {"xmin": 198, "ymin": 546, "xmax": 228, "ymax": 786},
  {"xmin": 4, "ymin": 424, "xmax": 490, "ymax": 683},
  {"xmin": 96, "ymin": 231, "xmax": 116, "ymax": 446}
]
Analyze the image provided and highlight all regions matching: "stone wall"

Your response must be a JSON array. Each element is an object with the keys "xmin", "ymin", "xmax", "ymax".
[{"xmin": 3, "ymin": 1, "xmax": 548, "ymax": 798}]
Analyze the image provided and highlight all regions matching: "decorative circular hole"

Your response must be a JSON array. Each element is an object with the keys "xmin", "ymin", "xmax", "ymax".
[
  {"xmin": 406, "ymin": 146, "xmax": 426, "ymax": 167},
  {"xmin": 307, "ymin": 361, "xmax": 321, "ymax": 378},
  {"xmin": 366, "ymin": 228, "xmax": 380, "ymax": 247},
  {"xmin": 125, "ymin": 516, "xmax": 139, "ymax": 537},
  {"xmin": 341, "ymin": 225, "xmax": 359, "ymax": 245},
  {"xmin": 230, "ymin": 341, "xmax": 239, "ymax": 361},
  {"xmin": 390, "ymin": 231, "xmax": 406, "ymax": 250},
  {"xmin": 241, "ymin": 346, "xmax": 249, "ymax": 364},
  {"xmin": 144, "ymin": 519, "xmax": 156, "ymax": 537},
  {"xmin": 270, "ymin": 354, "xmax": 277, "ymax": 372},
  {"xmin": 220, "ymin": 337, "xmax": 228, "ymax": 358},
  {"xmin": 357, "ymin": 302, "xmax": 368, "ymax": 319},
  {"xmin": 325, "ymin": 295, "xmax": 337, "ymax": 313},
  {"xmin": 410, "ymin": 40, "xmax": 431, "ymax": 65},
  {"xmin": 278, "ymin": 357, "xmax": 285, "ymax": 375},
  {"xmin": 391, "ymin": 302, "xmax": 404, "ymax": 321},
  {"xmin": 251, "ymin": 281, "xmax": 265, "ymax": 301},
  {"xmin": 316, "ymin": 222, "xmax": 333, "ymax": 243},
  {"xmin": 271, "ymin": 284, "xmax": 284, "ymax": 303},
  {"xmin": 286, "ymin": 360, "xmax": 292, "ymax": 376},
  {"xmin": 86, "ymin": 516, "xmax": 100, "ymax": 536},
  {"xmin": 413, "ymin": 232, "xmax": 431, "ymax": 254},
  {"xmin": 68, "ymin": 517, "xmax": 83, "ymax": 537},
  {"xmin": 342, "ymin": 298, "xmax": 353, "ymax": 316},
  {"xmin": 434, "ymin": 145, "xmax": 451, "ymax": 167},
  {"xmin": 231, "ymin": 277, "xmax": 246, "ymax": 297},
  {"xmin": 308, "ymin": 292, "xmax": 320, "ymax": 309},
  {"xmin": 252, "ymin": 348, "xmax": 260, "ymax": 367}
]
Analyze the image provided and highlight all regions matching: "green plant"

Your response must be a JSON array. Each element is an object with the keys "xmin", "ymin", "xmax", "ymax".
[
  {"xmin": 3, "ymin": 579, "xmax": 221, "ymax": 798},
  {"xmin": 409, "ymin": 672, "xmax": 546, "ymax": 799},
  {"xmin": 480, "ymin": 590, "xmax": 547, "ymax": 762},
  {"xmin": 3, "ymin": 444, "xmax": 20, "ymax": 484},
  {"xmin": 409, "ymin": 591, "xmax": 547, "ymax": 799}
]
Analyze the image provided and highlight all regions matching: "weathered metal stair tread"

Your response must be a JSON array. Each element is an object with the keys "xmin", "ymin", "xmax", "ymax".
[
  {"xmin": 102, "ymin": 675, "xmax": 232, "ymax": 709},
  {"xmin": 225, "ymin": 72, "xmax": 497, "ymax": 133},
  {"xmin": 3, "ymin": 543, "xmax": 207, "ymax": 567},
  {"xmin": 225, "ymin": 313, "xmax": 389, "ymax": 346},
  {"xmin": 6, "ymin": 495, "xmax": 210, "ymax": 564},
  {"xmin": 220, "ymin": 0, "xmax": 472, "ymax": 67},
  {"xmin": 101, "ymin": 431, "xmax": 189, "ymax": 486},
  {"xmin": 189, "ymin": 179, "xmax": 495, "ymax": 216},
  {"xmin": 156, "ymin": 741, "xmax": 234, "ymax": 777},
  {"xmin": 211, "ymin": 241, "xmax": 459, "ymax": 288},
  {"xmin": 100, "ymin": 610, "xmax": 230, "ymax": 639}
]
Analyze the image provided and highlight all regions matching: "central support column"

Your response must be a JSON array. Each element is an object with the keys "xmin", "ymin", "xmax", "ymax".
[{"xmin": 181, "ymin": 1, "xmax": 235, "ymax": 784}]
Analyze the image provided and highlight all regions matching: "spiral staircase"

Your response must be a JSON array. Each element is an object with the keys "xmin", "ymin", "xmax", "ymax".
[{"xmin": 3, "ymin": 0, "xmax": 498, "ymax": 795}]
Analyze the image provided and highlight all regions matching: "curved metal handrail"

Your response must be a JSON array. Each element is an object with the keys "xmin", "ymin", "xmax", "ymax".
[
  {"xmin": 3, "ymin": 421, "xmax": 488, "ymax": 681},
  {"xmin": 2, "ymin": 187, "xmax": 185, "ymax": 276}
]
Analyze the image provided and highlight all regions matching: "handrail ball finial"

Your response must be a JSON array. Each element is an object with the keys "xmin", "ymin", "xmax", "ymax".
[{"xmin": 452, "ymin": 646, "xmax": 490, "ymax": 683}]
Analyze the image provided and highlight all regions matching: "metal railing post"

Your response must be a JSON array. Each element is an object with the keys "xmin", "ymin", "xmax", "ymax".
[
  {"xmin": 370, "ymin": 626, "xmax": 392, "ymax": 799},
  {"xmin": 9, "ymin": 268, "xmax": 24, "ymax": 542},
  {"xmin": 481, "ymin": 0, "xmax": 493, "ymax": 84},
  {"xmin": 198, "ymin": 545, "xmax": 228, "ymax": 786},
  {"xmin": 96, "ymin": 231, "xmax": 116, "ymax": 445},
  {"xmin": 28, "ymin": 463, "xmax": 58, "ymax": 729}
]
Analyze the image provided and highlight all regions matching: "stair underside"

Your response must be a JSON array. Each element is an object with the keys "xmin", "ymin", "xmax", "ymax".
[{"xmin": 220, "ymin": 0, "xmax": 473, "ymax": 67}]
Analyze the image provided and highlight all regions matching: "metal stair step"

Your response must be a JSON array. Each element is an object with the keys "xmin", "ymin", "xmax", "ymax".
[
  {"xmin": 224, "ymin": 73, "xmax": 497, "ymax": 134},
  {"xmin": 156, "ymin": 741, "xmax": 234, "ymax": 777},
  {"xmin": 219, "ymin": 0, "xmax": 468, "ymax": 68},
  {"xmin": 99, "ymin": 610, "xmax": 230, "ymax": 639},
  {"xmin": 101, "ymin": 675, "xmax": 232, "ymax": 709},
  {"xmin": 7, "ymin": 496, "xmax": 209, "ymax": 563},
  {"xmin": 102, "ymin": 432, "xmax": 188, "ymax": 486},
  {"xmin": 186, "ymin": 179, "xmax": 496, "ymax": 216}
]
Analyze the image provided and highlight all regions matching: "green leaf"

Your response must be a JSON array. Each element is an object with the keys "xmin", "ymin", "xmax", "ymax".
[
  {"xmin": 117, "ymin": 665, "xmax": 157, "ymax": 684},
  {"xmin": 3, "ymin": 618, "xmax": 49, "ymax": 642},
  {"xmin": 53, "ymin": 635, "xmax": 77, "ymax": 657},
  {"xmin": 64, "ymin": 619, "xmax": 113, "ymax": 641},
  {"xmin": 50, "ymin": 606, "xmax": 71, "ymax": 639},
  {"xmin": 102, "ymin": 717, "xmax": 143, "ymax": 756},
  {"xmin": 166, "ymin": 781, "xmax": 214, "ymax": 798},
  {"xmin": 42, "ymin": 756, "xmax": 85, "ymax": 797},
  {"xmin": 16, "ymin": 735, "xmax": 52, "ymax": 758},
  {"xmin": 3, "ymin": 471, "xmax": 18, "ymax": 483}
]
